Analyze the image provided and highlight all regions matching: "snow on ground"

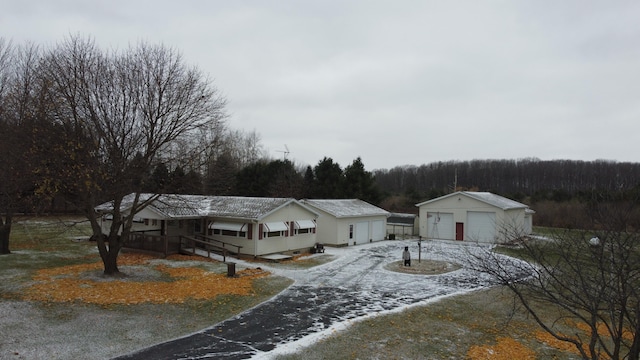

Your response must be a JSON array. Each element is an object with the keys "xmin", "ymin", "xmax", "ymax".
[
  {"xmin": 117, "ymin": 239, "xmax": 530, "ymax": 359},
  {"xmin": 247, "ymin": 240, "xmax": 500, "ymax": 359}
]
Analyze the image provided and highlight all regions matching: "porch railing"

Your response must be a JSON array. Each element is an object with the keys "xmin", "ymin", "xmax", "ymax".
[
  {"xmin": 125, "ymin": 232, "xmax": 181, "ymax": 257},
  {"xmin": 124, "ymin": 232, "xmax": 243, "ymax": 261},
  {"xmin": 180, "ymin": 235, "xmax": 242, "ymax": 262}
]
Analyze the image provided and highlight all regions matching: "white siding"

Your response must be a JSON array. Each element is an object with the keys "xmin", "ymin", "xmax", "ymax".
[
  {"xmin": 427, "ymin": 212, "xmax": 454, "ymax": 240},
  {"xmin": 372, "ymin": 220, "xmax": 385, "ymax": 241},
  {"xmin": 355, "ymin": 222, "xmax": 369, "ymax": 244},
  {"xmin": 467, "ymin": 211, "xmax": 496, "ymax": 243},
  {"xmin": 255, "ymin": 203, "xmax": 318, "ymax": 256}
]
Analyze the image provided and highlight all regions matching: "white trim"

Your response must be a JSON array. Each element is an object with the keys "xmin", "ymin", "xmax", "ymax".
[
  {"xmin": 294, "ymin": 220, "xmax": 316, "ymax": 229},
  {"xmin": 209, "ymin": 222, "xmax": 246, "ymax": 231},
  {"xmin": 264, "ymin": 222, "xmax": 288, "ymax": 232}
]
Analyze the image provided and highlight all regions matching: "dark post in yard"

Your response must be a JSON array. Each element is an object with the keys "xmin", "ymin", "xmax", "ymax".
[
  {"xmin": 418, "ymin": 236, "xmax": 422, "ymax": 263},
  {"xmin": 226, "ymin": 262, "xmax": 236, "ymax": 277}
]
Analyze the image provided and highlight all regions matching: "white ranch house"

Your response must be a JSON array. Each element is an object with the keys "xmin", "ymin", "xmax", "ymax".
[
  {"xmin": 301, "ymin": 199, "xmax": 390, "ymax": 246},
  {"xmin": 96, "ymin": 193, "xmax": 320, "ymax": 257},
  {"xmin": 416, "ymin": 191, "xmax": 534, "ymax": 244}
]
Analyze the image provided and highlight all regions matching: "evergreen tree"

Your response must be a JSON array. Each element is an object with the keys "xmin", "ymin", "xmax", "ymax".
[
  {"xmin": 183, "ymin": 169, "xmax": 204, "ymax": 195},
  {"xmin": 205, "ymin": 151, "xmax": 238, "ymax": 195},
  {"xmin": 147, "ymin": 163, "xmax": 170, "ymax": 193},
  {"xmin": 344, "ymin": 157, "xmax": 382, "ymax": 204},
  {"xmin": 313, "ymin": 157, "xmax": 344, "ymax": 198},
  {"xmin": 302, "ymin": 166, "xmax": 316, "ymax": 198},
  {"xmin": 169, "ymin": 166, "xmax": 187, "ymax": 194}
]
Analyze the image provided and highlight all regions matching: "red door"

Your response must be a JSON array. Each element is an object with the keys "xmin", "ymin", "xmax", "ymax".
[{"xmin": 456, "ymin": 222, "xmax": 464, "ymax": 241}]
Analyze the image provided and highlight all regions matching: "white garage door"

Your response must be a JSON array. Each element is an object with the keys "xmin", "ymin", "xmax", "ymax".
[
  {"xmin": 371, "ymin": 220, "xmax": 385, "ymax": 242},
  {"xmin": 355, "ymin": 222, "xmax": 369, "ymax": 245},
  {"xmin": 467, "ymin": 211, "xmax": 496, "ymax": 243},
  {"xmin": 427, "ymin": 212, "xmax": 454, "ymax": 240}
]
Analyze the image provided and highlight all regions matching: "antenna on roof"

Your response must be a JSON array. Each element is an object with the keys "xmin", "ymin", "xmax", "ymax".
[
  {"xmin": 276, "ymin": 144, "xmax": 290, "ymax": 160},
  {"xmin": 448, "ymin": 168, "xmax": 458, "ymax": 193}
]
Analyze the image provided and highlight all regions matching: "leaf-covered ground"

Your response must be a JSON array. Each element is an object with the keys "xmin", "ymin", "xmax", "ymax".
[{"xmin": 23, "ymin": 253, "xmax": 270, "ymax": 305}]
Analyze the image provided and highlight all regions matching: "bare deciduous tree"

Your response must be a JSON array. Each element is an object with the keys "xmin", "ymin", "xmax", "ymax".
[
  {"xmin": 39, "ymin": 35, "xmax": 226, "ymax": 275},
  {"xmin": 0, "ymin": 40, "xmax": 45, "ymax": 255},
  {"xmin": 470, "ymin": 198, "xmax": 640, "ymax": 359},
  {"xmin": 0, "ymin": 37, "xmax": 14, "ymax": 254}
]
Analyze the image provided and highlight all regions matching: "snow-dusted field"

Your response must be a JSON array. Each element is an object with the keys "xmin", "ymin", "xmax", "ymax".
[
  {"xmin": 117, "ymin": 240, "xmax": 523, "ymax": 359},
  {"xmin": 1, "ymin": 238, "xmax": 528, "ymax": 360}
]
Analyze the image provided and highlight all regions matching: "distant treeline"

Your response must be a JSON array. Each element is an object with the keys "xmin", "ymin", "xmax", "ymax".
[{"xmin": 373, "ymin": 158, "xmax": 640, "ymax": 202}]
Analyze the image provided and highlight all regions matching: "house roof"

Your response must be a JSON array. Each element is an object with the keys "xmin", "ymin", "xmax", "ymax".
[
  {"xmin": 301, "ymin": 199, "xmax": 390, "ymax": 218},
  {"xmin": 95, "ymin": 193, "xmax": 319, "ymax": 221},
  {"xmin": 387, "ymin": 213, "xmax": 416, "ymax": 226},
  {"xmin": 415, "ymin": 191, "xmax": 530, "ymax": 210}
]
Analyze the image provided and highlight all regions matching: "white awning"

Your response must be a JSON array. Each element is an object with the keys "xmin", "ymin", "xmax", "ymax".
[
  {"xmin": 295, "ymin": 220, "xmax": 316, "ymax": 229},
  {"xmin": 209, "ymin": 222, "xmax": 246, "ymax": 231},
  {"xmin": 263, "ymin": 222, "xmax": 288, "ymax": 232}
]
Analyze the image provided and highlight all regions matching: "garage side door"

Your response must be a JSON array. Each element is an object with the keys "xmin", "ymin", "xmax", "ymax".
[
  {"xmin": 467, "ymin": 211, "xmax": 496, "ymax": 243},
  {"xmin": 371, "ymin": 220, "xmax": 385, "ymax": 241},
  {"xmin": 426, "ymin": 212, "xmax": 454, "ymax": 240},
  {"xmin": 355, "ymin": 222, "xmax": 369, "ymax": 245}
]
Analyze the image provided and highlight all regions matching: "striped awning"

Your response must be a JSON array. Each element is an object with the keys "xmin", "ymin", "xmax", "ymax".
[
  {"xmin": 263, "ymin": 222, "xmax": 288, "ymax": 232},
  {"xmin": 294, "ymin": 219, "xmax": 316, "ymax": 229},
  {"xmin": 209, "ymin": 222, "xmax": 246, "ymax": 231}
]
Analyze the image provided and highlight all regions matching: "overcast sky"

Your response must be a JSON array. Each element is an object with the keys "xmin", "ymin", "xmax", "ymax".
[{"xmin": 2, "ymin": 1, "xmax": 639, "ymax": 170}]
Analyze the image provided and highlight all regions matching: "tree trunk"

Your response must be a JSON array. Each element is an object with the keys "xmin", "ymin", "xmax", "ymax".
[
  {"xmin": 103, "ymin": 247, "xmax": 120, "ymax": 275},
  {"xmin": 0, "ymin": 216, "xmax": 12, "ymax": 255},
  {"xmin": 95, "ymin": 232, "xmax": 122, "ymax": 276}
]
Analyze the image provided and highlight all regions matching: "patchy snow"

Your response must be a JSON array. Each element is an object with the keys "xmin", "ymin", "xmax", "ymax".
[
  {"xmin": 118, "ymin": 239, "xmax": 529, "ymax": 359},
  {"xmin": 300, "ymin": 199, "xmax": 389, "ymax": 217},
  {"xmin": 95, "ymin": 193, "xmax": 309, "ymax": 220}
]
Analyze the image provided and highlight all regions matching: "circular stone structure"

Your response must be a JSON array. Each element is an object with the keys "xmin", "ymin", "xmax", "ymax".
[{"xmin": 384, "ymin": 259, "xmax": 462, "ymax": 275}]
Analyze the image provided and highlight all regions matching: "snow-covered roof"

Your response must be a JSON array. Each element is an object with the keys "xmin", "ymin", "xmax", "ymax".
[
  {"xmin": 387, "ymin": 213, "xmax": 416, "ymax": 226},
  {"xmin": 95, "ymin": 193, "xmax": 318, "ymax": 220},
  {"xmin": 301, "ymin": 199, "xmax": 390, "ymax": 218},
  {"xmin": 415, "ymin": 191, "xmax": 529, "ymax": 210}
]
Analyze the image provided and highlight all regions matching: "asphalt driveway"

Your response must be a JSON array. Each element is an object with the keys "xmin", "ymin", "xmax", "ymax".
[{"xmin": 114, "ymin": 240, "xmax": 503, "ymax": 359}]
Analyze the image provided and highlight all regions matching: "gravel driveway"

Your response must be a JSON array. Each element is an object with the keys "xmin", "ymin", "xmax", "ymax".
[{"xmin": 114, "ymin": 240, "xmax": 503, "ymax": 360}]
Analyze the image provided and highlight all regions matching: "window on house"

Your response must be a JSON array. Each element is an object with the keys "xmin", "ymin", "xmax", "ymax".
[
  {"xmin": 152, "ymin": 219, "xmax": 158, "ymax": 226},
  {"xmin": 294, "ymin": 219, "xmax": 316, "ymax": 235},
  {"xmin": 209, "ymin": 222, "xmax": 247, "ymax": 238},
  {"xmin": 349, "ymin": 224, "xmax": 354, "ymax": 239},
  {"xmin": 262, "ymin": 222, "xmax": 288, "ymax": 238}
]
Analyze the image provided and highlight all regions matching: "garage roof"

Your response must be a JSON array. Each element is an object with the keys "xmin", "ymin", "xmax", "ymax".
[
  {"xmin": 415, "ymin": 191, "xmax": 529, "ymax": 210},
  {"xmin": 302, "ymin": 199, "xmax": 390, "ymax": 218}
]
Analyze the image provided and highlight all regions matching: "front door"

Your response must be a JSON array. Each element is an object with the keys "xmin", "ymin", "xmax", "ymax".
[{"xmin": 456, "ymin": 222, "xmax": 464, "ymax": 241}]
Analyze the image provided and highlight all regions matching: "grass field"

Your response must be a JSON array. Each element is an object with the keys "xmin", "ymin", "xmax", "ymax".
[
  {"xmin": 1, "ymin": 217, "xmax": 293, "ymax": 359},
  {"xmin": 1, "ymin": 219, "xmax": 582, "ymax": 359}
]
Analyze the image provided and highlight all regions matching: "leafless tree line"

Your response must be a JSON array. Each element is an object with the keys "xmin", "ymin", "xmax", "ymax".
[{"xmin": 374, "ymin": 158, "xmax": 640, "ymax": 200}]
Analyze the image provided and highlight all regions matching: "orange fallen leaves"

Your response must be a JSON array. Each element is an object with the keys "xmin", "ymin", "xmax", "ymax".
[
  {"xmin": 23, "ymin": 253, "xmax": 270, "ymax": 306},
  {"xmin": 534, "ymin": 331, "xmax": 580, "ymax": 355},
  {"xmin": 572, "ymin": 320, "xmax": 634, "ymax": 342},
  {"xmin": 466, "ymin": 337, "xmax": 536, "ymax": 360}
]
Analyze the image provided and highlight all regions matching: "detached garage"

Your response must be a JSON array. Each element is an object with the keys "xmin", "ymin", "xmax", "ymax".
[
  {"xmin": 416, "ymin": 191, "xmax": 534, "ymax": 244},
  {"xmin": 301, "ymin": 199, "xmax": 390, "ymax": 247}
]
